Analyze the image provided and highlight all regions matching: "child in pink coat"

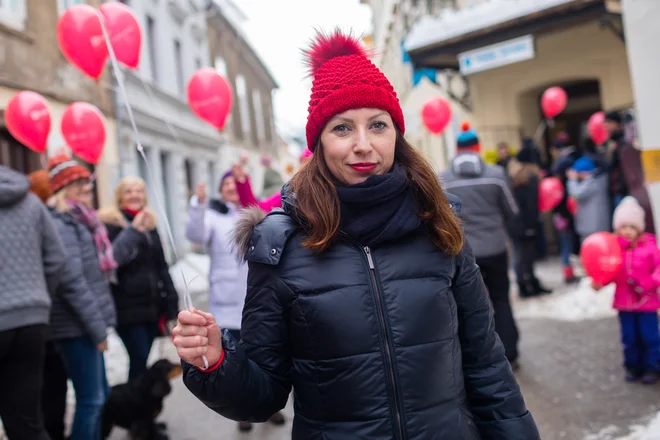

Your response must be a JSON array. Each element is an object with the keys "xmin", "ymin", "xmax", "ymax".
[{"xmin": 593, "ymin": 196, "xmax": 660, "ymax": 383}]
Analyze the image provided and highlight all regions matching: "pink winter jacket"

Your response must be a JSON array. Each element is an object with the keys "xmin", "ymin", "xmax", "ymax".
[
  {"xmin": 235, "ymin": 177, "xmax": 282, "ymax": 213},
  {"xmin": 612, "ymin": 234, "xmax": 660, "ymax": 312}
]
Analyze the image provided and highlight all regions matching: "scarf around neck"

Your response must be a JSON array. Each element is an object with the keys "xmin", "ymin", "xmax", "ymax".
[
  {"xmin": 335, "ymin": 163, "xmax": 421, "ymax": 247},
  {"xmin": 68, "ymin": 200, "xmax": 118, "ymax": 280}
]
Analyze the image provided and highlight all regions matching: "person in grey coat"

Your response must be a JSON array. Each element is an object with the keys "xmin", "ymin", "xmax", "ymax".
[
  {"xmin": 441, "ymin": 123, "xmax": 522, "ymax": 366},
  {"xmin": 0, "ymin": 165, "xmax": 67, "ymax": 440},
  {"xmin": 567, "ymin": 156, "xmax": 612, "ymax": 242},
  {"xmin": 41, "ymin": 153, "xmax": 144, "ymax": 440}
]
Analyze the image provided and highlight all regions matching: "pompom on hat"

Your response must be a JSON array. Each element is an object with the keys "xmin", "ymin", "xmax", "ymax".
[
  {"xmin": 47, "ymin": 153, "xmax": 91, "ymax": 193},
  {"xmin": 303, "ymin": 30, "xmax": 405, "ymax": 150},
  {"xmin": 456, "ymin": 122, "xmax": 480, "ymax": 151},
  {"xmin": 613, "ymin": 196, "xmax": 646, "ymax": 232}
]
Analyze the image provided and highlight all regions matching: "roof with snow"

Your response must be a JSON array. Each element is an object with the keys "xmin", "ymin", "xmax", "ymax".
[{"xmin": 404, "ymin": 0, "xmax": 609, "ymax": 63}]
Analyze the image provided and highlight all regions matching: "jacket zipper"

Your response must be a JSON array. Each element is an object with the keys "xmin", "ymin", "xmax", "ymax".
[{"xmin": 364, "ymin": 246, "xmax": 406, "ymax": 440}]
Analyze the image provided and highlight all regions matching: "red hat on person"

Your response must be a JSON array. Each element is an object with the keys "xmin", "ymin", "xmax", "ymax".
[
  {"xmin": 48, "ymin": 153, "xmax": 91, "ymax": 193},
  {"xmin": 304, "ymin": 30, "xmax": 405, "ymax": 151}
]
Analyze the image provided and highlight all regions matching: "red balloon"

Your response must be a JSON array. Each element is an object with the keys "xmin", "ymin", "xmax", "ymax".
[
  {"xmin": 580, "ymin": 232, "xmax": 623, "ymax": 285},
  {"xmin": 421, "ymin": 97, "xmax": 452, "ymax": 134},
  {"xmin": 187, "ymin": 68, "xmax": 233, "ymax": 130},
  {"xmin": 57, "ymin": 4, "xmax": 108, "ymax": 79},
  {"xmin": 567, "ymin": 197, "xmax": 578, "ymax": 216},
  {"xmin": 61, "ymin": 103, "xmax": 106, "ymax": 164},
  {"xmin": 538, "ymin": 177, "xmax": 565, "ymax": 213},
  {"xmin": 100, "ymin": 2, "xmax": 141, "ymax": 69},
  {"xmin": 541, "ymin": 87, "xmax": 568, "ymax": 119},
  {"xmin": 588, "ymin": 111, "xmax": 609, "ymax": 145},
  {"xmin": 5, "ymin": 91, "xmax": 51, "ymax": 153}
]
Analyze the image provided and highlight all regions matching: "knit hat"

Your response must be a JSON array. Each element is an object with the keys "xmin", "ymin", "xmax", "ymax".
[
  {"xmin": 605, "ymin": 111, "xmax": 622, "ymax": 124},
  {"xmin": 571, "ymin": 157, "xmax": 596, "ymax": 173},
  {"xmin": 613, "ymin": 196, "xmax": 646, "ymax": 231},
  {"xmin": 28, "ymin": 170, "xmax": 52, "ymax": 203},
  {"xmin": 456, "ymin": 122, "xmax": 480, "ymax": 150},
  {"xmin": 47, "ymin": 154, "xmax": 91, "ymax": 193},
  {"xmin": 516, "ymin": 146, "xmax": 536, "ymax": 164},
  {"xmin": 304, "ymin": 30, "xmax": 405, "ymax": 150},
  {"xmin": 552, "ymin": 131, "xmax": 570, "ymax": 149}
]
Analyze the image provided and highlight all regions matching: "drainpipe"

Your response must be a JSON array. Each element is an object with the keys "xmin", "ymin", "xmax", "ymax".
[{"xmin": 621, "ymin": 0, "xmax": 660, "ymax": 234}]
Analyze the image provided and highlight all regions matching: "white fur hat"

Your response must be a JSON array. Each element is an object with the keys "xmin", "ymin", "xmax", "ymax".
[{"xmin": 613, "ymin": 196, "xmax": 645, "ymax": 232}]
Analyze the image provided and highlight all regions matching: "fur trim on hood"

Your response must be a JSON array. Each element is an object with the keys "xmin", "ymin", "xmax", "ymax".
[{"xmin": 232, "ymin": 206, "xmax": 266, "ymax": 261}]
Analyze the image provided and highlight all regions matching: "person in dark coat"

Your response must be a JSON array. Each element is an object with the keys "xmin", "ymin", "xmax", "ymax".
[
  {"xmin": 508, "ymin": 148, "xmax": 551, "ymax": 297},
  {"xmin": 605, "ymin": 111, "xmax": 655, "ymax": 232},
  {"xmin": 99, "ymin": 176, "xmax": 179, "ymax": 381},
  {"xmin": 171, "ymin": 31, "xmax": 539, "ymax": 440}
]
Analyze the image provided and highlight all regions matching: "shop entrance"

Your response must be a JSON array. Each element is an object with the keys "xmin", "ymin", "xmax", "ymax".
[{"xmin": 541, "ymin": 79, "xmax": 602, "ymax": 157}]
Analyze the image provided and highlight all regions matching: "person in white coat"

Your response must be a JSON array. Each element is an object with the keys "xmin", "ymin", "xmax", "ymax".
[{"xmin": 185, "ymin": 170, "xmax": 286, "ymax": 432}]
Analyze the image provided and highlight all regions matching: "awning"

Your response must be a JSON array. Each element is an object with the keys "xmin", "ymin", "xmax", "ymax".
[{"xmin": 404, "ymin": 0, "xmax": 612, "ymax": 70}]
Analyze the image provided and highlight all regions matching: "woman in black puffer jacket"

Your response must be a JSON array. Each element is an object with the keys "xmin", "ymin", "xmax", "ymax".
[
  {"xmin": 172, "ymin": 31, "xmax": 539, "ymax": 440},
  {"xmin": 99, "ymin": 176, "xmax": 179, "ymax": 381}
]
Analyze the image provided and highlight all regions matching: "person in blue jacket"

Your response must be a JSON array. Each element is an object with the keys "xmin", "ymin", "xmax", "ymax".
[{"xmin": 171, "ymin": 31, "xmax": 539, "ymax": 440}]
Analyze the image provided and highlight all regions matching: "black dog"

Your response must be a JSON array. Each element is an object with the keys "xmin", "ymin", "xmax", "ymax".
[{"xmin": 102, "ymin": 359, "xmax": 182, "ymax": 440}]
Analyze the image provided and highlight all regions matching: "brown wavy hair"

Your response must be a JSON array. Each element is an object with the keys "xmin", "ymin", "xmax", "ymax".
[{"xmin": 290, "ymin": 131, "xmax": 463, "ymax": 255}]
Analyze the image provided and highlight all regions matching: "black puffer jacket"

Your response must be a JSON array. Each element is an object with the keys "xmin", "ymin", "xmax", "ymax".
[
  {"xmin": 102, "ymin": 210, "xmax": 179, "ymax": 327},
  {"xmin": 183, "ymin": 195, "xmax": 539, "ymax": 439}
]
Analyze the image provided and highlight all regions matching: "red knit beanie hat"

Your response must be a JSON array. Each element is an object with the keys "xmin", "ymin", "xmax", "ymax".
[
  {"xmin": 48, "ymin": 154, "xmax": 91, "ymax": 193},
  {"xmin": 304, "ymin": 30, "xmax": 405, "ymax": 150}
]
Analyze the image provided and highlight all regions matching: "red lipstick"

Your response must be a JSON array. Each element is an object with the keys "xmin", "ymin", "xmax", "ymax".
[{"xmin": 350, "ymin": 163, "xmax": 377, "ymax": 173}]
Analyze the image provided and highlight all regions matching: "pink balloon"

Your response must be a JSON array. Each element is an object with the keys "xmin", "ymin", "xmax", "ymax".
[
  {"xmin": 61, "ymin": 102, "xmax": 106, "ymax": 165},
  {"xmin": 5, "ymin": 91, "xmax": 51, "ymax": 153},
  {"xmin": 187, "ymin": 68, "xmax": 233, "ymax": 130},
  {"xmin": 100, "ymin": 2, "xmax": 142, "ymax": 69},
  {"xmin": 421, "ymin": 97, "xmax": 452, "ymax": 134},
  {"xmin": 580, "ymin": 232, "xmax": 623, "ymax": 285},
  {"xmin": 57, "ymin": 4, "xmax": 108, "ymax": 79},
  {"xmin": 538, "ymin": 177, "xmax": 565, "ymax": 213},
  {"xmin": 541, "ymin": 87, "xmax": 568, "ymax": 119},
  {"xmin": 588, "ymin": 111, "xmax": 609, "ymax": 145}
]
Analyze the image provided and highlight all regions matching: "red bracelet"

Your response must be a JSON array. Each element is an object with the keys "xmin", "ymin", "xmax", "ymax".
[{"xmin": 197, "ymin": 349, "xmax": 225, "ymax": 373}]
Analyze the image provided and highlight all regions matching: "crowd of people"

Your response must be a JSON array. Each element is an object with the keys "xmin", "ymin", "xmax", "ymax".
[{"xmin": 2, "ymin": 29, "xmax": 659, "ymax": 440}]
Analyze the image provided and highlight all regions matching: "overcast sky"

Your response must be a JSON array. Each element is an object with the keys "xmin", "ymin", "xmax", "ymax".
[{"xmin": 237, "ymin": 0, "xmax": 372, "ymax": 138}]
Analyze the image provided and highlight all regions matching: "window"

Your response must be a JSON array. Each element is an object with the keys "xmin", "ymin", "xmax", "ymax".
[
  {"xmin": 252, "ymin": 90, "xmax": 265, "ymax": 142},
  {"xmin": 195, "ymin": 58, "xmax": 202, "ymax": 71},
  {"xmin": 184, "ymin": 159, "xmax": 194, "ymax": 199},
  {"xmin": 214, "ymin": 56, "xmax": 227, "ymax": 77},
  {"xmin": 146, "ymin": 16, "xmax": 159, "ymax": 84},
  {"xmin": 235, "ymin": 75, "xmax": 251, "ymax": 139},
  {"xmin": 0, "ymin": 0, "xmax": 26, "ymax": 29},
  {"xmin": 174, "ymin": 39, "xmax": 184, "ymax": 95},
  {"xmin": 57, "ymin": 0, "xmax": 84, "ymax": 15}
]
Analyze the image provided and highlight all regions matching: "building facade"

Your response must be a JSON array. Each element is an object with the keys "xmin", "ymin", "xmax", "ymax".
[
  {"xmin": 406, "ymin": 0, "xmax": 630, "ymax": 160},
  {"xmin": 0, "ymin": 0, "xmax": 118, "ymax": 207},
  {"xmin": 112, "ymin": 0, "xmax": 226, "ymax": 258},
  {"xmin": 206, "ymin": 0, "xmax": 280, "ymax": 194}
]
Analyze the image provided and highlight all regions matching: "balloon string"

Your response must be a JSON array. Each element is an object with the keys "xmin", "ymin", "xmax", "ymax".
[
  {"xmin": 534, "ymin": 119, "xmax": 548, "ymax": 145},
  {"xmin": 97, "ymin": 11, "xmax": 208, "ymax": 369}
]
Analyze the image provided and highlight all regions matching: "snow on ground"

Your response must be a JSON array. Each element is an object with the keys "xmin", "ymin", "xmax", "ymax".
[
  {"xmin": 514, "ymin": 277, "xmax": 616, "ymax": 322},
  {"xmin": 585, "ymin": 412, "xmax": 660, "ymax": 440}
]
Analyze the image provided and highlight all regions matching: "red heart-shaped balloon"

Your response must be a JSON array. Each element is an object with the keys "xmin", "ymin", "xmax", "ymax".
[
  {"xmin": 57, "ymin": 4, "xmax": 108, "ymax": 79},
  {"xmin": 61, "ymin": 102, "xmax": 106, "ymax": 165},
  {"xmin": 187, "ymin": 68, "xmax": 233, "ymax": 130},
  {"xmin": 5, "ymin": 91, "xmax": 52, "ymax": 153},
  {"xmin": 100, "ymin": 2, "xmax": 142, "ymax": 69}
]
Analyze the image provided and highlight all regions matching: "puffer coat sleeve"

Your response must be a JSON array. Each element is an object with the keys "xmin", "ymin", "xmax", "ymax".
[
  {"xmin": 453, "ymin": 242, "xmax": 539, "ymax": 439},
  {"xmin": 53, "ymin": 217, "xmax": 108, "ymax": 344},
  {"xmin": 182, "ymin": 260, "xmax": 293, "ymax": 422}
]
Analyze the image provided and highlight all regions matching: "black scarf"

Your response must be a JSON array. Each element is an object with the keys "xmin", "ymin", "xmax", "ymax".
[{"xmin": 335, "ymin": 164, "xmax": 421, "ymax": 247}]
